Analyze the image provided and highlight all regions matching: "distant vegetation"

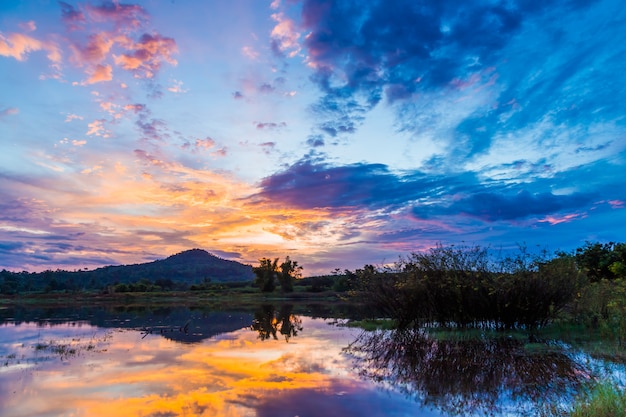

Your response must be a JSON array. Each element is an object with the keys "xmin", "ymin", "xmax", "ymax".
[
  {"xmin": 3, "ymin": 241, "xmax": 626, "ymax": 338},
  {"xmin": 0, "ymin": 249, "xmax": 254, "ymax": 294}
]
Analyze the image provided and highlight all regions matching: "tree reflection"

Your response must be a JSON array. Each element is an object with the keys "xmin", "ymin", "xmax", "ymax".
[
  {"xmin": 345, "ymin": 329, "xmax": 587, "ymax": 416},
  {"xmin": 250, "ymin": 304, "xmax": 303, "ymax": 342}
]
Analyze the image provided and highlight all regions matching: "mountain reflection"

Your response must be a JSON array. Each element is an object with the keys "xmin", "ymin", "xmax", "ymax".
[
  {"xmin": 345, "ymin": 329, "xmax": 586, "ymax": 416},
  {"xmin": 251, "ymin": 304, "xmax": 303, "ymax": 342}
]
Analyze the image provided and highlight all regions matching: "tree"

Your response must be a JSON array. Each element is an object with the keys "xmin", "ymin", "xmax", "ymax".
[
  {"xmin": 253, "ymin": 258, "xmax": 279, "ymax": 292},
  {"xmin": 575, "ymin": 242, "xmax": 620, "ymax": 281},
  {"xmin": 278, "ymin": 256, "xmax": 302, "ymax": 292}
]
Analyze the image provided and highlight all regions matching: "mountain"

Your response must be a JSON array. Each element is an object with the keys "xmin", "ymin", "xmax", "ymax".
[
  {"xmin": 89, "ymin": 249, "xmax": 255, "ymax": 285},
  {"xmin": 0, "ymin": 249, "xmax": 256, "ymax": 294}
]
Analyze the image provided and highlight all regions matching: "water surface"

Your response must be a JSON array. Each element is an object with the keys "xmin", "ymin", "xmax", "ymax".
[{"xmin": 0, "ymin": 304, "xmax": 624, "ymax": 417}]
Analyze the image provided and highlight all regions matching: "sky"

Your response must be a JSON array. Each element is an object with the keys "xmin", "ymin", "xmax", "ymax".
[{"xmin": 1, "ymin": 0, "xmax": 625, "ymax": 275}]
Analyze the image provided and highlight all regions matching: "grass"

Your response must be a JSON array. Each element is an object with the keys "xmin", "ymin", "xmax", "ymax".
[
  {"xmin": 543, "ymin": 381, "xmax": 626, "ymax": 417},
  {"xmin": 0, "ymin": 288, "xmax": 345, "ymax": 308},
  {"xmin": 345, "ymin": 318, "xmax": 396, "ymax": 331},
  {"xmin": 570, "ymin": 382, "xmax": 626, "ymax": 417}
]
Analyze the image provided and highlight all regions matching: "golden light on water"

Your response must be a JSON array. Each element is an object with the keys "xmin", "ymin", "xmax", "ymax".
[{"xmin": 0, "ymin": 319, "xmax": 367, "ymax": 417}]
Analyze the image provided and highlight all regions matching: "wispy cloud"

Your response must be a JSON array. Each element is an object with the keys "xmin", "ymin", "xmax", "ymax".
[{"xmin": 0, "ymin": 107, "xmax": 19, "ymax": 119}]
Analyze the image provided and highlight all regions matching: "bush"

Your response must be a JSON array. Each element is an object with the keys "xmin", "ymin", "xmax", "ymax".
[{"xmin": 352, "ymin": 245, "xmax": 580, "ymax": 330}]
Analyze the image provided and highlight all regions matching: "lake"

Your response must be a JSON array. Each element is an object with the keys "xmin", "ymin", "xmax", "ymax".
[{"xmin": 0, "ymin": 303, "xmax": 624, "ymax": 416}]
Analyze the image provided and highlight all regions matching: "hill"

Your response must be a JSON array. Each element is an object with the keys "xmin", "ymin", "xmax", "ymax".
[
  {"xmin": 0, "ymin": 249, "xmax": 255, "ymax": 294},
  {"xmin": 89, "ymin": 249, "xmax": 255, "ymax": 285}
]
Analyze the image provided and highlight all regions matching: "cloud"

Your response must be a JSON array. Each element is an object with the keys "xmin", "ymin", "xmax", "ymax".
[
  {"xmin": 59, "ymin": 1, "xmax": 86, "ymax": 30},
  {"xmin": 251, "ymin": 155, "xmax": 605, "ymax": 228},
  {"xmin": 181, "ymin": 137, "xmax": 218, "ymax": 153},
  {"xmin": 60, "ymin": 1, "xmax": 177, "ymax": 83},
  {"xmin": 0, "ymin": 31, "xmax": 61, "ymax": 64},
  {"xmin": 285, "ymin": 0, "xmax": 608, "ymax": 153},
  {"xmin": 113, "ymin": 33, "xmax": 178, "ymax": 79},
  {"xmin": 256, "ymin": 121, "xmax": 287, "ymax": 130},
  {"xmin": 167, "ymin": 79, "xmax": 187, "ymax": 93},
  {"xmin": 258, "ymin": 82, "xmax": 275, "ymax": 93},
  {"xmin": 64, "ymin": 113, "xmax": 83, "ymax": 122},
  {"xmin": 84, "ymin": 1, "xmax": 147, "ymax": 29},
  {"xmin": 241, "ymin": 46, "xmax": 260, "ymax": 60},
  {"xmin": 18, "ymin": 21, "xmax": 37, "ymax": 32},
  {"xmin": 251, "ymin": 156, "xmax": 445, "ymax": 211},
  {"xmin": 69, "ymin": 32, "xmax": 113, "ymax": 66},
  {"xmin": 421, "ymin": 190, "xmax": 595, "ymax": 222},
  {"xmin": 0, "ymin": 107, "xmax": 19, "ymax": 119},
  {"xmin": 86, "ymin": 119, "xmax": 109, "ymax": 137},
  {"xmin": 86, "ymin": 63, "xmax": 113, "ymax": 84},
  {"xmin": 270, "ymin": 12, "xmax": 301, "ymax": 57}
]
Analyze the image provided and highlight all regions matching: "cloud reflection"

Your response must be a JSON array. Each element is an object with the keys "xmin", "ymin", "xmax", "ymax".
[{"xmin": 0, "ymin": 317, "xmax": 428, "ymax": 417}]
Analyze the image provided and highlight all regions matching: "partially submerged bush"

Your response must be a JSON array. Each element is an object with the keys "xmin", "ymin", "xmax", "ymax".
[{"xmin": 353, "ymin": 245, "xmax": 581, "ymax": 330}]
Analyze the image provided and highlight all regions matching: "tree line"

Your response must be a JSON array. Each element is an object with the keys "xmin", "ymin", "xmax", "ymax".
[{"xmin": 349, "ymin": 241, "xmax": 626, "ymax": 331}]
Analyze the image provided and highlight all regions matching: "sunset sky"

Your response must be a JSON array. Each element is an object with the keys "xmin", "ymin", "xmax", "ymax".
[{"xmin": 1, "ymin": 0, "xmax": 625, "ymax": 275}]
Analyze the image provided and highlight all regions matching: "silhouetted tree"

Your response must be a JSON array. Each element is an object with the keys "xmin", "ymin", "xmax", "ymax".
[
  {"xmin": 278, "ymin": 256, "xmax": 302, "ymax": 292},
  {"xmin": 253, "ymin": 258, "xmax": 279, "ymax": 292}
]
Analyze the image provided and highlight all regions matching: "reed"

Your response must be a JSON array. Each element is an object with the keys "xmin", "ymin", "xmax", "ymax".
[{"xmin": 569, "ymin": 381, "xmax": 626, "ymax": 417}]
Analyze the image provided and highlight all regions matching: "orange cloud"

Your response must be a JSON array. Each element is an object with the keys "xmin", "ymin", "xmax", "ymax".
[
  {"xmin": 86, "ymin": 119, "xmax": 109, "ymax": 137},
  {"xmin": 167, "ymin": 79, "xmax": 188, "ymax": 93},
  {"xmin": 113, "ymin": 33, "xmax": 178, "ymax": 78},
  {"xmin": 0, "ymin": 32, "xmax": 60, "ymax": 63},
  {"xmin": 86, "ymin": 63, "xmax": 113, "ymax": 84}
]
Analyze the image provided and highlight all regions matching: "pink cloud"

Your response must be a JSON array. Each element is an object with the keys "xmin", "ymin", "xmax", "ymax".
[
  {"xmin": 84, "ymin": 1, "xmax": 147, "ymax": 29},
  {"xmin": 64, "ymin": 113, "xmax": 83, "ymax": 122},
  {"xmin": 113, "ymin": 33, "xmax": 177, "ymax": 78},
  {"xmin": 609, "ymin": 200, "xmax": 625, "ymax": 209},
  {"xmin": 86, "ymin": 119, "xmax": 109, "ymax": 137},
  {"xmin": 18, "ymin": 21, "xmax": 37, "ymax": 32},
  {"xmin": 211, "ymin": 147, "xmax": 228, "ymax": 157},
  {"xmin": 70, "ymin": 33, "xmax": 114, "ymax": 66},
  {"xmin": 538, "ymin": 213, "xmax": 582, "ymax": 225},
  {"xmin": 270, "ymin": 13, "xmax": 301, "ymax": 57},
  {"xmin": 241, "ymin": 46, "xmax": 259, "ymax": 60},
  {"xmin": 124, "ymin": 103, "xmax": 146, "ymax": 113},
  {"xmin": 86, "ymin": 63, "xmax": 113, "ymax": 84},
  {"xmin": 0, "ymin": 32, "xmax": 60, "ymax": 64},
  {"xmin": 0, "ymin": 107, "xmax": 19, "ymax": 119},
  {"xmin": 60, "ymin": 2, "xmax": 176, "ymax": 83},
  {"xmin": 167, "ymin": 79, "xmax": 187, "ymax": 93},
  {"xmin": 195, "ymin": 138, "xmax": 216, "ymax": 149}
]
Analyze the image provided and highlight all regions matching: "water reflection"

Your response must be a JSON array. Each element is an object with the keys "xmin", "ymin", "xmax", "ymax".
[
  {"xmin": 345, "ymin": 328, "xmax": 587, "ymax": 416},
  {"xmin": 0, "ymin": 310, "xmax": 428, "ymax": 417},
  {"xmin": 1, "ymin": 305, "xmax": 624, "ymax": 417},
  {"xmin": 251, "ymin": 304, "xmax": 303, "ymax": 342}
]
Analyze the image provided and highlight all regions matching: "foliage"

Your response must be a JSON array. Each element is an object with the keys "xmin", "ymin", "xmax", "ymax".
[
  {"xmin": 250, "ymin": 304, "xmax": 303, "ymax": 342},
  {"xmin": 253, "ymin": 258, "xmax": 279, "ymax": 292},
  {"xmin": 575, "ymin": 242, "xmax": 626, "ymax": 282},
  {"xmin": 352, "ymin": 244, "xmax": 582, "ymax": 329},
  {"xmin": 0, "ymin": 249, "xmax": 254, "ymax": 294},
  {"xmin": 346, "ymin": 328, "xmax": 585, "ymax": 416},
  {"xmin": 278, "ymin": 256, "xmax": 302, "ymax": 292},
  {"xmin": 543, "ymin": 381, "xmax": 626, "ymax": 417},
  {"xmin": 252, "ymin": 256, "xmax": 303, "ymax": 293},
  {"xmin": 568, "ymin": 382, "xmax": 626, "ymax": 417}
]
